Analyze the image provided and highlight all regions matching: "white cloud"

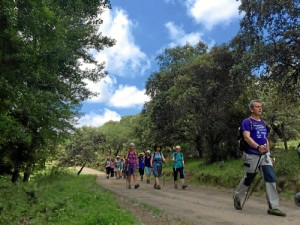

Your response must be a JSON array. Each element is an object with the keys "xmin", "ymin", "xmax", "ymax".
[
  {"xmin": 97, "ymin": 8, "xmax": 151, "ymax": 77},
  {"xmin": 165, "ymin": 21, "xmax": 204, "ymax": 48},
  {"xmin": 109, "ymin": 85, "xmax": 150, "ymax": 108},
  {"xmin": 77, "ymin": 109, "xmax": 121, "ymax": 127},
  {"xmin": 184, "ymin": 0, "xmax": 241, "ymax": 30},
  {"xmin": 85, "ymin": 75, "xmax": 117, "ymax": 103}
]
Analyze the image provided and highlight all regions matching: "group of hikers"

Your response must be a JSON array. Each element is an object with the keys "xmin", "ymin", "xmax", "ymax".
[
  {"xmin": 103, "ymin": 100, "xmax": 298, "ymax": 217},
  {"xmin": 104, "ymin": 143, "xmax": 187, "ymax": 190}
]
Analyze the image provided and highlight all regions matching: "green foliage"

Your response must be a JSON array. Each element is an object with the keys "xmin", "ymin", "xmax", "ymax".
[
  {"xmin": 183, "ymin": 147, "xmax": 300, "ymax": 197},
  {"xmin": 232, "ymin": 0, "xmax": 300, "ymax": 95},
  {"xmin": 0, "ymin": 0, "xmax": 114, "ymax": 180},
  {"xmin": 59, "ymin": 127, "xmax": 106, "ymax": 167},
  {"xmin": 0, "ymin": 169, "xmax": 137, "ymax": 225},
  {"xmin": 143, "ymin": 44, "xmax": 246, "ymax": 162}
]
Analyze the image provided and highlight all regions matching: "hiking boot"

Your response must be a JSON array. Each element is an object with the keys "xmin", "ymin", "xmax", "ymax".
[
  {"xmin": 128, "ymin": 185, "xmax": 132, "ymax": 189},
  {"xmin": 156, "ymin": 185, "xmax": 161, "ymax": 190},
  {"xmin": 233, "ymin": 195, "xmax": 242, "ymax": 210},
  {"xmin": 267, "ymin": 209, "xmax": 287, "ymax": 217},
  {"xmin": 146, "ymin": 179, "xmax": 150, "ymax": 184},
  {"xmin": 153, "ymin": 184, "xmax": 157, "ymax": 189},
  {"xmin": 134, "ymin": 184, "xmax": 140, "ymax": 189},
  {"xmin": 182, "ymin": 184, "xmax": 187, "ymax": 189},
  {"xmin": 174, "ymin": 183, "xmax": 178, "ymax": 189}
]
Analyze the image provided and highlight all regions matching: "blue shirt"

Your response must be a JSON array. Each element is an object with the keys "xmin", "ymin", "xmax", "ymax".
[
  {"xmin": 138, "ymin": 156, "xmax": 145, "ymax": 169},
  {"xmin": 152, "ymin": 152, "xmax": 162, "ymax": 165},
  {"xmin": 172, "ymin": 152, "xmax": 183, "ymax": 168},
  {"xmin": 242, "ymin": 118, "xmax": 268, "ymax": 154}
]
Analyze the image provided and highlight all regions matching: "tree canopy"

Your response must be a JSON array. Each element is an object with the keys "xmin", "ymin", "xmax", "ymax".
[{"xmin": 0, "ymin": 0, "xmax": 114, "ymax": 182}]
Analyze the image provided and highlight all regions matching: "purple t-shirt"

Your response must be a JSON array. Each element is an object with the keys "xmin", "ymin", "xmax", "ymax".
[{"xmin": 242, "ymin": 118, "xmax": 268, "ymax": 154}]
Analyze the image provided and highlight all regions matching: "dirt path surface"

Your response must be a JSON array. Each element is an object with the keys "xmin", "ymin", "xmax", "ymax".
[{"xmin": 76, "ymin": 167, "xmax": 299, "ymax": 225}]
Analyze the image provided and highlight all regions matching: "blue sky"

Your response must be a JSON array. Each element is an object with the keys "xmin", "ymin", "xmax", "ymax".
[{"xmin": 77, "ymin": 0, "xmax": 242, "ymax": 127}]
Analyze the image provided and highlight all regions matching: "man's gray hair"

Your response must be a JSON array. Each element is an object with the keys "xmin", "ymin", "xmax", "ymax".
[{"xmin": 249, "ymin": 99, "xmax": 261, "ymax": 110}]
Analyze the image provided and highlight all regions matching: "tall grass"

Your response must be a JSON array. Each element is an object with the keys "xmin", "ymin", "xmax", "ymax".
[{"xmin": 0, "ymin": 168, "xmax": 137, "ymax": 225}]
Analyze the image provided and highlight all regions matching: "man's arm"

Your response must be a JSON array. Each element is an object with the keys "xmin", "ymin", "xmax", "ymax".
[{"xmin": 243, "ymin": 131, "xmax": 267, "ymax": 154}]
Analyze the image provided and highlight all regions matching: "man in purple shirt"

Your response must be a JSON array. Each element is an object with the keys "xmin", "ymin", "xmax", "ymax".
[{"xmin": 233, "ymin": 100, "xmax": 286, "ymax": 217}]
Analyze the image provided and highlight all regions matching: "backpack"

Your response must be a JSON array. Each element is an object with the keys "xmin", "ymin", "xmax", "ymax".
[
  {"xmin": 237, "ymin": 118, "xmax": 268, "ymax": 151},
  {"xmin": 152, "ymin": 152, "xmax": 163, "ymax": 164},
  {"xmin": 127, "ymin": 150, "xmax": 137, "ymax": 165}
]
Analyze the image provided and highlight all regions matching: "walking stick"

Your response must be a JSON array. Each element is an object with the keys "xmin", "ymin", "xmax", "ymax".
[
  {"xmin": 241, "ymin": 153, "xmax": 262, "ymax": 210},
  {"xmin": 245, "ymin": 176, "xmax": 262, "ymax": 202}
]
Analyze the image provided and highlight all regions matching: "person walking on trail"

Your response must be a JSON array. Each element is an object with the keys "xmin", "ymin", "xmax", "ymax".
[
  {"xmin": 110, "ymin": 158, "xmax": 115, "ymax": 178},
  {"xmin": 172, "ymin": 146, "xmax": 187, "ymax": 189},
  {"xmin": 151, "ymin": 144, "xmax": 166, "ymax": 190},
  {"xmin": 125, "ymin": 143, "xmax": 140, "ymax": 189},
  {"xmin": 233, "ymin": 100, "xmax": 286, "ymax": 217},
  {"xmin": 115, "ymin": 156, "xmax": 122, "ymax": 179},
  {"xmin": 144, "ymin": 150, "xmax": 152, "ymax": 184},
  {"xmin": 138, "ymin": 153, "xmax": 145, "ymax": 181},
  {"xmin": 121, "ymin": 158, "xmax": 127, "ymax": 179},
  {"xmin": 104, "ymin": 158, "xmax": 111, "ymax": 179}
]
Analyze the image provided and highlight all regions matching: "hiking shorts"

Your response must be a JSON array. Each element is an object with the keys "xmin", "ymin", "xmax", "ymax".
[
  {"xmin": 145, "ymin": 166, "xmax": 151, "ymax": 175},
  {"xmin": 153, "ymin": 163, "xmax": 162, "ymax": 177},
  {"xmin": 127, "ymin": 164, "xmax": 137, "ymax": 176}
]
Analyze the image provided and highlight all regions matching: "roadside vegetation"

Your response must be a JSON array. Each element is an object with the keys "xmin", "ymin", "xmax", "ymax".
[{"xmin": 0, "ymin": 168, "xmax": 137, "ymax": 225}]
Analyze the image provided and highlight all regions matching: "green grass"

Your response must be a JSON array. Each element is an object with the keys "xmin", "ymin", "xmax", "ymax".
[
  {"xmin": 0, "ymin": 168, "xmax": 137, "ymax": 225},
  {"xmin": 179, "ymin": 144, "xmax": 300, "ymax": 200}
]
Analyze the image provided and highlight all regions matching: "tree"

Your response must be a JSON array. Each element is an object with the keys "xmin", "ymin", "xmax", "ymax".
[
  {"xmin": 144, "ymin": 43, "xmax": 208, "ymax": 147},
  {"xmin": 0, "ymin": 0, "xmax": 114, "ymax": 182},
  {"xmin": 168, "ymin": 45, "xmax": 245, "ymax": 161},
  {"xmin": 60, "ymin": 127, "xmax": 105, "ymax": 174},
  {"xmin": 232, "ymin": 0, "xmax": 300, "ymax": 95}
]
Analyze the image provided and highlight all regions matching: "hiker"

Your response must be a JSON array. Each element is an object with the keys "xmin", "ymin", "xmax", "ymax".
[
  {"xmin": 233, "ymin": 100, "xmax": 286, "ymax": 217},
  {"xmin": 151, "ymin": 144, "xmax": 166, "ymax": 190},
  {"xmin": 297, "ymin": 143, "xmax": 300, "ymax": 159},
  {"xmin": 144, "ymin": 150, "xmax": 152, "ymax": 183},
  {"xmin": 121, "ymin": 158, "xmax": 127, "ymax": 179},
  {"xmin": 138, "ymin": 153, "xmax": 145, "ymax": 181},
  {"xmin": 115, "ymin": 156, "xmax": 122, "ymax": 179},
  {"xmin": 110, "ymin": 158, "xmax": 115, "ymax": 178},
  {"xmin": 125, "ymin": 143, "xmax": 140, "ymax": 189},
  {"xmin": 172, "ymin": 146, "xmax": 187, "ymax": 189},
  {"xmin": 104, "ymin": 157, "xmax": 111, "ymax": 179}
]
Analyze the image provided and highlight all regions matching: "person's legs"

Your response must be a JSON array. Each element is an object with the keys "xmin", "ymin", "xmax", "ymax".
[
  {"xmin": 106, "ymin": 167, "xmax": 110, "ymax": 179},
  {"xmin": 127, "ymin": 166, "xmax": 133, "ymax": 188},
  {"xmin": 145, "ymin": 166, "xmax": 151, "ymax": 183},
  {"xmin": 155, "ymin": 165, "xmax": 162, "ymax": 189},
  {"xmin": 178, "ymin": 167, "xmax": 187, "ymax": 188},
  {"xmin": 234, "ymin": 153, "xmax": 261, "ymax": 209},
  {"xmin": 133, "ymin": 167, "xmax": 139, "ymax": 189},
  {"xmin": 260, "ymin": 153, "xmax": 285, "ymax": 215},
  {"xmin": 173, "ymin": 168, "xmax": 178, "ymax": 188},
  {"xmin": 140, "ymin": 168, "xmax": 144, "ymax": 181}
]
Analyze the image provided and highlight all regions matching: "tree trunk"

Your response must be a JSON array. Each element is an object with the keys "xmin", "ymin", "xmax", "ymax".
[
  {"xmin": 281, "ymin": 123, "xmax": 288, "ymax": 150},
  {"xmin": 23, "ymin": 164, "xmax": 32, "ymax": 182},
  {"xmin": 11, "ymin": 168, "xmax": 20, "ymax": 183},
  {"xmin": 77, "ymin": 162, "xmax": 86, "ymax": 175}
]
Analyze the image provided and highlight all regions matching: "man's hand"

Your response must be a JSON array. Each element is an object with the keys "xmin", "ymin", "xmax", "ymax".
[{"xmin": 258, "ymin": 144, "xmax": 268, "ymax": 154}]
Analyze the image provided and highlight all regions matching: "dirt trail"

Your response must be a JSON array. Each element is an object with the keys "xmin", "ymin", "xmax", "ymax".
[{"xmin": 76, "ymin": 167, "xmax": 299, "ymax": 225}]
